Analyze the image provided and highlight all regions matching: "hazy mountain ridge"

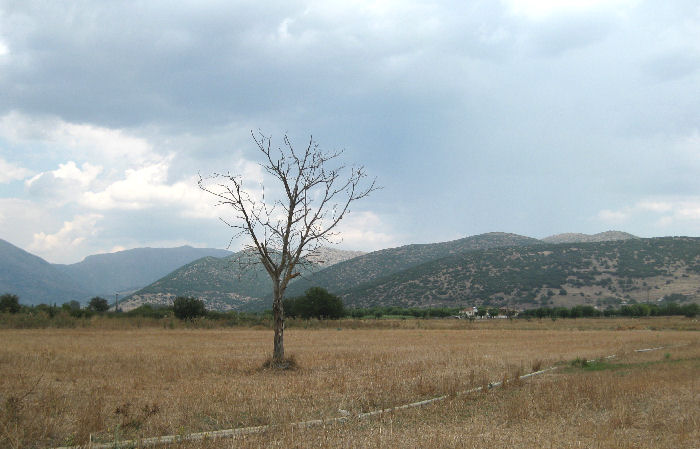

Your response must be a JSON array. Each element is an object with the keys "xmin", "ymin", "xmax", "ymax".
[
  {"xmin": 55, "ymin": 246, "xmax": 232, "ymax": 297},
  {"xmin": 0, "ymin": 242, "xmax": 232, "ymax": 305},
  {"xmin": 4, "ymin": 231, "xmax": 698, "ymax": 311},
  {"xmin": 0, "ymin": 239, "xmax": 90, "ymax": 305},
  {"xmin": 542, "ymin": 231, "xmax": 638, "ymax": 244}
]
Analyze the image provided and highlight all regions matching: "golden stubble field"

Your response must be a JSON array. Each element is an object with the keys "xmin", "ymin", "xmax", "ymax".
[{"xmin": 1, "ymin": 317, "xmax": 698, "ymax": 448}]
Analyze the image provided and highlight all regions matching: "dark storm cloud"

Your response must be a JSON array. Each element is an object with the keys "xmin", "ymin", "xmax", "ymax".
[
  {"xmin": 1, "ymin": 0, "xmax": 699, "ymax": 262},
  {"xmin": 0, "ymin": 1, "xmax": 304, "ymax": 127}
]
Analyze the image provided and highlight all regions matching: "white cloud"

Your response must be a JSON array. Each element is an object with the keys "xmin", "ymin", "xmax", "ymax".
[
  {"xmin": 0, "ymin": 157, "xmax": 32, "ymax": 183},
  {"xmin": 0, "ymin": 111, "xmax": 156, "ymax": 166},
  {"xmin": 334, "ymin": 210, "xmax": 401, "ymax": 251},
  {"xmin": 597, "ymin": 197, "xmax": 700, "ymax": 235},
  {"xmin": 675, "ymin": 203, "xmax": 700, "ymax": 221},
  {"xmin": 81, "ymin": 158, "xmax": 192, "ymax": 210},
  {"xmin": 637, "ymin": 201, "xmax": 673, "ymax": 213},
  {"xmin": 597, "ymin": 209, "xmax": 629, "ymax": 224},
  {"xmin": 24, "ymin": 161, "xmax": 103, "ymax": 204},
  {"xmin": 29, "ymin": 213, "xmax": 103, "ymax": 262},
  {"xmin": 27, "ymin": 160, "xmax": 102, "ymax": 188},
  {"xmin": 0, "ymin": 198, "xmax": 43, "ymax": 230},
  {"xmin": 194, "ymin": 158, "xmax": 268, "ymax": 220},
  {"xmin": 56, "ymin": 121, "xmax": 155, "ymax": 165}
]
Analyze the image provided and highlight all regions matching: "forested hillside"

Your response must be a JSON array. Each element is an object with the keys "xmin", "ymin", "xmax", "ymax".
[
  {"xmin": 339, "ymin": 237, "xmax": 700, "ymax": 309},
  {"xmin": 284, "ymin": 232, "xmax": 541, "ymax": 298}
]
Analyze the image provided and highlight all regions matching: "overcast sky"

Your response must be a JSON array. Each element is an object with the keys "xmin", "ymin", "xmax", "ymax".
[{"xmin": 1, "ymin": 0, "xmax": 699, "ymax": 263}]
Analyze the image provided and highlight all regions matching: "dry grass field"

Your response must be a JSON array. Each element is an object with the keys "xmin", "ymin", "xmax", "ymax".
[{"xmin": 1, "ymin": 317, "xmax": 698, "ymax": 448}]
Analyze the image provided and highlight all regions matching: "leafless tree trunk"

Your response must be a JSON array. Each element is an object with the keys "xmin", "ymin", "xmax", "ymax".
[{"xmin": 199, "ymin": 131, "xmax": 377, "ymax": 365}]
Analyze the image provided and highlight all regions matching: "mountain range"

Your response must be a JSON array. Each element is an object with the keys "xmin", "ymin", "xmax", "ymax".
[
  {"xmin": 339, "ymin": 236, "xmax": 700, "ymax": 309},
  {"xmin": 0, "ymin": 239, "xmax": 89, "ymax": 306},
  {"xmin": 6, "ymin": 230, "xmax": 699, "ymax": 311},
  {"xmin": 0, "ymin": 239, "xmax": 231, "ymax": 305}
]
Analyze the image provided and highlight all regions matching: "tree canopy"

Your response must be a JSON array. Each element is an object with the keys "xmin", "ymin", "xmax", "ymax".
[{"xmin": 284, "ymin": 287, "xmax": 345, "ymax": 319}]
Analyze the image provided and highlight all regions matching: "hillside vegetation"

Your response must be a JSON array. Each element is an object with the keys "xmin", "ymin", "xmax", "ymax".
[
  {"xmin": 283, "ymin": 232, "xmax": 541, "ymax": 298},
  {"xmin": 340, "ymin": 237, "xmax": 700, "ymax": 308},
  {"xmin": 123, "ymin": 235, "xmax": 700, "ymax": 312},
  {"xmin": 9, "ymin": 231, "xmax": 699, "ymax": 313},
  {"xmin": 123, "ymin": 248, "xmax": 362, "ymax": 311},
  {"xmin": 126, "ymin": 254, "xmax": 276, "ymax": 311}
]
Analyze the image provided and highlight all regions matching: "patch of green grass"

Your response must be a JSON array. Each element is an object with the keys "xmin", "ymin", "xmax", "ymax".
[
  {"xmin": 568, "ymin": 357, "xmax": 614, "ymax": 371},
  {"xmin": 566, "ymin": 355, "xmax": 699, "ymax": 374}
]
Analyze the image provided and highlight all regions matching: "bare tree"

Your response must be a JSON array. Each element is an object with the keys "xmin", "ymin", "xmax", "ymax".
[{"xmin": 199, "ymin": 131, "xmax": 377, "ymax": 366}]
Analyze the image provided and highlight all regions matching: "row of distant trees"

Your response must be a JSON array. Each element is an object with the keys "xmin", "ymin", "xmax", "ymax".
[
  {"xmin": 519, "ymin": 302, "xmax": 698, "ymax": 319},
  {"xmin": 2, "ymin": 290, "xmax": 697, "ymax": 321},
  {"xmin": 0, "ymin": 288, "xmax": 345, "ymax": 321},
  {"xmin": 0, "ymin": 293, "xmax": 110, "ymax": 314}
]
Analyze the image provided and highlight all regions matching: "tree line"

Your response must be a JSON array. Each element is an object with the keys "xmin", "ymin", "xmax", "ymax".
[
  {"xmin": 3, "ymin": 290, "xmax": 697, "ymax": 324},
  {"xmin": 518, "ymin": 302, "xmax": 698, "ymax": 319}
]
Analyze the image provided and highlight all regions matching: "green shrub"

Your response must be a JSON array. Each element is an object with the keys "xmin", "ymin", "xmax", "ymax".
[
  {"xmin": 284, "ymin": 287, "xmax": 345, "ymax": 319},
  {"xmin": 125, "ymin": 304, "xmax": 171, "ymax": 318},
  {"xmin": 0, "ymin": 293, "xmax": 21, "ymax": 314},
  {"xmin": 173, "ymin": 296, "xmax": 207, "ymax": 320},
  {"xmin": 88, "ymin": 296, "xmax": 109, "ymax": 312}
]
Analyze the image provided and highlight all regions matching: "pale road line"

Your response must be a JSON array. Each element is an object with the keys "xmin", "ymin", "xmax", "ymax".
[
  {"xmin": 635, "ymin": 346, "xmax": 665, "ymax": 352},
  {"xmin": 51, "ymin": 345, "xmax": 672, "ymax": 449}
]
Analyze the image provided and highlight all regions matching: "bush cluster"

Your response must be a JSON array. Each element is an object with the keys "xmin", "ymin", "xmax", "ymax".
[
  {"xmin": 283, "ymin": 287, "xmax": 345, "ymax": 319},
  {"xmin": 0, "ymin": 293, "xmax": 21, "ymax": 313},
  {"xmin": 172, "ymin": 296, "xmax": 207, "ymax": 320}
]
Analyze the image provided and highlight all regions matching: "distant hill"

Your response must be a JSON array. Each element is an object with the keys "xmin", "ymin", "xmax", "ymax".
[
  {"xmin": 55, "ymin": 246, "xmax": 231, "ymax": 297},
  {"xmin": 339, "ymin": 237, "xmax": 700, "ymax": 309},
  {"xmin": 123, "ymin": 232, "xmax": 541, "ymax": 311},
  {"xmin": 542, "ymin": 231, "xmax": 638, "ymax": 244},
  {"xmin": 282, "ymin": 232, "xmax": 542, "ymax": 299},
  {"xmin": 0, "ymin": 239, "xmax": 89, "ymax": 305},
  {"xmin": 121, "ymin": 247, "xmax": 364, "ymax": 311}
]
